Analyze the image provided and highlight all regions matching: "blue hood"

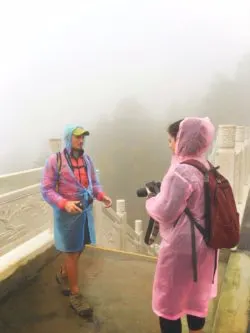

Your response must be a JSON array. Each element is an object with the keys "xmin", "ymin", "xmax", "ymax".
[{"xmin": 64, "ymin": 124, "xmax": 82, "ymax": 153}]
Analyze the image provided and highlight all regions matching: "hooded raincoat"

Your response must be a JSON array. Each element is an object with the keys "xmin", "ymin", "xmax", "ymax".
[
  {"xmin": 146, "ymin": 117, "xmax": 217, "ymax": 320},
  {"xmin": 41, "ymin": 124, "xmax": 104, "ymax": 253}
]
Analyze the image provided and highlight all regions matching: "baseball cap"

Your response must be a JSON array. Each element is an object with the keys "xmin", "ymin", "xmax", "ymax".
[{"xmin": 72, "ymin": 127, "xmax": 90, "ymax": 137}]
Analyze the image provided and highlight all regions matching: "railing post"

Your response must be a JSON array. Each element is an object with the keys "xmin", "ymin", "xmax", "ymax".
[
  {"xmin": 215, "ymin": 125, "xmax": 236, "ymax": 192},
  {"xmin": 244, "ymin": 127, "xmax": 249, "ymax": 185},
  {"xmin": 92, "ymin": 169, "xmax": 102, "ymax": 245},
  {"xmin": 246, "ymin": 127, "xmax": 250, "ymax": 185},
  {"xmin": 116, "ymin": 199, "xmax": 127, "ymax": 251},
  {"xmin": 93, "ymin": 201, "xmax": 103, "ymax": 246},
  {"xmin": 135, "ymin": 219, "xmax": 144, "ymax": 252},
  {"xmin": 235, "ymin": 126, "xmax": 245, "ymax": 204},
  {"xmin": 95, "ymin": 169, "xmax": 100, "ymax": 182},
  {"xmin": 48, "ymin": 138, "xmax": 62, "ymax": 152},
  {"xmin": 135, "ymin": 219, "xmax": 142, "ymax": 234}
]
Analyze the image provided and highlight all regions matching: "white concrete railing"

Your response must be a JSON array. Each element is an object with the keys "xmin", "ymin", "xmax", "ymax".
[
  {"xmin": 0, "ymin": 168, "xmax": 43, "ymax": 195},
  {"xmin": 212, "ymin": 125, "xmax": 250, "ymax": 226},
  {"xmin": 0, "ymin": 172, "xmax": 151, "ymax": 257},
  {"xmin": 0, "ymin": 183, "xmax": 52, "ymax": 256},
  {"xmin": 94, "ymin": 199, "xmax": 155, "ymax": 256},
  {"xmin": 0, "ymin": 134, "xmax": 152, "ymax": 256}
]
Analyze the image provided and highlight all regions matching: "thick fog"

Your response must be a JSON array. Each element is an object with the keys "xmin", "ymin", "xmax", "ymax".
[
  {"xmin": 0, "ymin": 0, "xmax": 250, "ymax": 171},
  {"xmin": 1, "ymin": 0, "xmax": 250, "ymax": 221}
]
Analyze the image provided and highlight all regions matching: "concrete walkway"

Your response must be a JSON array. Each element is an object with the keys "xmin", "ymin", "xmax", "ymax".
[{"xmin": 0, "ymin": 247, "xmax": 226, "ymax": 333}]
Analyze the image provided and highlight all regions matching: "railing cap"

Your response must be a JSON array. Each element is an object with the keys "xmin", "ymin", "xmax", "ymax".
[
  {"xmin": 217, "ymin": 125, "xmax": 236, "ymax": 149},
  {"xmin": 116, "ymin": 199, "xmax": 126, "ymax": 214},
  {"xmin": 236, "ymin": 126, "xmax": 245, "ymax": 143}
]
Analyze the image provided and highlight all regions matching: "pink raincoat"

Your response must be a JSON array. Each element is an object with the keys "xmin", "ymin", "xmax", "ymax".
[{"xmin": 146, "ymin": 117, "xmax": 218, "ymax": 320}]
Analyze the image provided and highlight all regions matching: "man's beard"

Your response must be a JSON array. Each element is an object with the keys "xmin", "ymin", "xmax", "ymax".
[{"xmin": 72, "ymin": 147, "xmax": 83, "ymax": 158}]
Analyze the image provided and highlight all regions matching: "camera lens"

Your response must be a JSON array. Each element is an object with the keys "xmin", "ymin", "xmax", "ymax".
[{"xmin": 136, "ymin": 188, "xmax": 148, "ymax": 197}]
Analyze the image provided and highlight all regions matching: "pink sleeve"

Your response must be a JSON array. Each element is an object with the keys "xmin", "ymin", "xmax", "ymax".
[
  {"xmin": 145, "ymin": 168, "xmax": 193, "ymax": 225},
  {"xmin": 40, "ymin": 154, "xmax": 68, "ymax": 209}
]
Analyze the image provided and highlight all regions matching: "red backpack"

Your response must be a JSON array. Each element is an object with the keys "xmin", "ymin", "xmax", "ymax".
[{"xmin": 180, "ymin": 160, "xmax": 240, "ymax": 282}]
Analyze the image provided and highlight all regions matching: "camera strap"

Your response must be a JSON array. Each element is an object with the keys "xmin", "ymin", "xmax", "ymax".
[
  {"xmin": 56, "ymin": 152, "xmax": 62, "ymax": 192},
  {"xmin": 64, "ymin": 148, "xmax": 74, "ymax": 171}
]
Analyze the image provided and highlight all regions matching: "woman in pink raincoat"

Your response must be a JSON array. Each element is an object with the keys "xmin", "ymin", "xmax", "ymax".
[{"xmin": 146, "ymin": 117, "xmax": 217, "ymax": 333}]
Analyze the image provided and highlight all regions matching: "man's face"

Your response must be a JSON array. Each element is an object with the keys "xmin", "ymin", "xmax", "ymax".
[{"xmin": 71, "ymin": 134, "xmax": 85, "ymax": 150}]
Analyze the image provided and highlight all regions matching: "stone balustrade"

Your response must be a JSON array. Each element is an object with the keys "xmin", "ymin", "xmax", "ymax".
[
  {"xmin": 0, "ymin": 168, "xmax": 43, "ymax": 195},
  {"xmin": 0, "ymin": 177, "xmax": 150, "ymax": 257},
  {"xmin": 94, "ymin": 199, "xmax": 155, "ymax": 256},
  {"xmin": 0, "ymin": 183, "xmax": 52, "ymax": 256},
  {"xmin": 213, "ymin": 125, "xmax": 250, "ymax": 226}
]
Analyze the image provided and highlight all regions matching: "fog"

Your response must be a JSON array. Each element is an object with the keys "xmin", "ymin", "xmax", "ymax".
[{"xmin": 1, "ymin": 0, "xmax": 250, "ymax": 220}]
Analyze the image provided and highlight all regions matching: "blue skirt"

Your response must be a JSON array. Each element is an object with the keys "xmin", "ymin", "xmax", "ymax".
[{"xmin": 53, "ymin": 205, "xmax": 96, "ymax": 253}]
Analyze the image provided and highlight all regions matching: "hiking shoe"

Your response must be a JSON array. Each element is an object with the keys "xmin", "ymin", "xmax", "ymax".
[
  {"xmin": 56, "ymin": 271, "xmax": 70, "ymax": 296},
  {"xmin": 70, "ymin": 293, "xmax": 93, "ymax": 318}
]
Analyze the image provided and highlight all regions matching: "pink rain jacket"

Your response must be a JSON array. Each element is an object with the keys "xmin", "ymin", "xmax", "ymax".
[{"xmin": 146, "ymin": 117, "xmax": 218, "ymax": 320}]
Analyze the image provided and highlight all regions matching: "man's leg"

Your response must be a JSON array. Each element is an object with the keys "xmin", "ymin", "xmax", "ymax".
[
  {"xmin": 64, "ymin": 252, "xmax": 80, "ymax": 294},
  {"xmin": 61, "ymin": 250, "xmax": 83, "ymax": 278},
  {"xmin": 56, "ymin": 254, "xmax": 71, "ymax": 296},
  {"xmin": 63, "ymin": 250, "xmax": 92, "ymax": 317},
  {"xmin": 56, "ymin": 251, "xmax": 83, "ymax": 296}
]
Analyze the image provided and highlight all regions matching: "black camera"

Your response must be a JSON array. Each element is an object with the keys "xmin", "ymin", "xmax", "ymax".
[
  {"xmin": 76, "ymin": 202, "xmax": 84, "ymax": 210},
  {"xmin": 136, "ymin": 181, "xmax": 161, "ymax": 198},
  {"xmin": 136, "ymin": 181, "xmax": 161, "ymax": 245}
]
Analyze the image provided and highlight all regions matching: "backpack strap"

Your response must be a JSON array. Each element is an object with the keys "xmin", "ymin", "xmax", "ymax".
[
  {"xmin": 180, "ymin": 160, "xmax": 212, "ymax": 282},
  {"xmin": 181, "ymin": 159, "xmax": 211, "ymax": 242},
  {"xmin": 63, "ymin": 148, "xmax": 88, "ymax": 173},
  {"xmin": 185, "ymin": 207, "xmax": 218, "ymax": 283},
  {"xmin": 55, "ymin": 152, "xmax": 62, "ymax": 192},
  {"xmin": 63, "ymin": 148, "xmax": 74, "ymax": 172},
  {"xmin": 181, "ymin": 159, "xmax": 207, "ymax": 174},
  {"xmin": 213, "ymin": 249, "xmax": 218, "ymax": 284},
  {"xmin": 184, "ymin": 207, "xmax": 198, "ymax": 282}
]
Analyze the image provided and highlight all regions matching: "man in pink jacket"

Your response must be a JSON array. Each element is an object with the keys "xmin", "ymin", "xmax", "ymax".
[{"xmin": 41, "ymin": 125, "xmax": 112, "ymax": 318}]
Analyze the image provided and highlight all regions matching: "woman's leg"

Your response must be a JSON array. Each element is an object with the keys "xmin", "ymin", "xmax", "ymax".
[
  {"xmin": 187, "ymin": 315, "xmax": 205, "ymax": 333},
  {"xmin": 159, "ymin": 317, "xmax": 182, "ymax": 333}
]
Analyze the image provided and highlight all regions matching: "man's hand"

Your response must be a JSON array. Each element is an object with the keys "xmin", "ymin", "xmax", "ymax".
[
  {"xmin": 102, "ymin": 195, "xmax": 112, "ymax": 208},
  {"xmin": 65, "ymin": 201, "xmax": 83, "ymax": 214}
]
